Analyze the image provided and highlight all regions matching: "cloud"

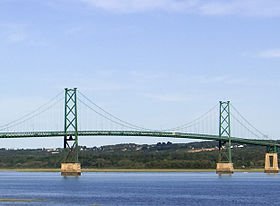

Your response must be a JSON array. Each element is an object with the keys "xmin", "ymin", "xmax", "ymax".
[
  {"xmin": 199, "ymin": 0, "xmax": 280, "ymax": 17},
  {"xmin": 257, "ymin": 49, "xmax": 280, "ymax": 58},
  {"xmin": 64, "ymin": 26, "xmax": 84, "ymax": 36},
  {"xmin": 79, "ymin": 0, "xmax": 280, "ymax": 16},
  {"xmin": 7, "ymin": 32, "xmax": 27, "ymax": 43},
  {"xmin": 0, "ymin": 23, "xmax": 28, "ymax": 44},
  {"xmin": 80, "ymin": 0, "xmax": 198, "ymax": 12},
  {"xmin": 144, "ymin": 93, "xmax": 196, "ymax": 102},
  {"xmin": 0, "ymin": 23, "xmax": 48, "ymax": 46}
]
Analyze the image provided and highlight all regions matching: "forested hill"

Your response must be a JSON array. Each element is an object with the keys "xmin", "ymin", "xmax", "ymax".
[{"xmin": 0, "ymin": 141, "xmax": 268, "ymax": 169}]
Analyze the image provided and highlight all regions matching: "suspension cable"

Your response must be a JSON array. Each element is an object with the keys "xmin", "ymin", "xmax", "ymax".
[
  {"xmin": 230, "ymin": 104, "xmax": 268, "ymax": 138},
  {"xmin": 164, "ymin": 103, "xmax": 218, "ymax": 131},
  {"xmin": 231, "ymin": 113, "xmax": 269, "ymax": 140},
  {"xmin": 79, "ymin": 91, "xmax": 220, "ymax": 132},
  {"xmin": 0, "ymin": 92, "xmax": 64, "ymax": 130},
  {"xmin": 78, "ymin": 98, "xmax": 150, "ymax": 130},
  {"xmin": 78, "ymin": 91, "xmax": 152, "ymax": 131}
]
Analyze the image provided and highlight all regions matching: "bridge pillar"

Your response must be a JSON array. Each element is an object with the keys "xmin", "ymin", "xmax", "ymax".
[
  {"xmin": 264, "ymin": 153, "xmax": 279, "ymax": 173},
  {"xmin": 216, "ymin": 101, "xmax": 234, "ymax": 174},
  {"xmin": 264, "ymin": 146, "xmax": 279, "ymax": 173},
  {"xmin": 61, "ymin": 163, "xmax": 81, "ymax": 176},
  {"xmin": 61, "ymin": 88, "xmax": 81, "ymax": 176},
  {"xmin": 216, "ymin": 163, "xmax": 234, "ymax": 174}
]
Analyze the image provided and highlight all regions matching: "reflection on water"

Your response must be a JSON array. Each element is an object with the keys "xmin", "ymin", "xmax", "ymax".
[{"xmin": 0, "ymin": 172, "xmax": 279, "ymax": 205}]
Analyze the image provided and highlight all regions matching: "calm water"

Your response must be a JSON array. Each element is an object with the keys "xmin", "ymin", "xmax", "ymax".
[{"xmin": 0, "ymin": 172, "xmax": 279, "ymax": 205}]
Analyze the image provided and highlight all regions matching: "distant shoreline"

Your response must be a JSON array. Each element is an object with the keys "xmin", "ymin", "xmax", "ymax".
[{"xmin": 0, "ymin": 168, "xmax": 265, "ymax": 172}]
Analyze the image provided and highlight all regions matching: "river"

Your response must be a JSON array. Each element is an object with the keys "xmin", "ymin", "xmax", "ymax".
[{"xmin": 0, "ymin": 172, "xmax": 279, "ymax": 205}]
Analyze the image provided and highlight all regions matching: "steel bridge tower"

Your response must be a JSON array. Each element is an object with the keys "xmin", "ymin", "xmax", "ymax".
[
  {"xmin": 61, "ymin": 88, "xmax": 81, "ymax": 176},
  {"xmin": 216, "ymin": 101, "xmax": 234, "ymax": 174}
]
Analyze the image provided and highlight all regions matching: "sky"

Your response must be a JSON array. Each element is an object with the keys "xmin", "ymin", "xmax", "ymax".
[{"xmin": 0, "ymin": 0, "xmax": 280, "ymax": 148}]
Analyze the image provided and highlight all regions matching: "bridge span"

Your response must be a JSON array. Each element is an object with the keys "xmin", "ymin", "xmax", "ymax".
[
  {"xmin": 0, "ymin": 130, "xmax": 278, "ymax": 147},
  {"xmin": 0, "ymin": 88, "xmax": 279, "ymax": 175}
]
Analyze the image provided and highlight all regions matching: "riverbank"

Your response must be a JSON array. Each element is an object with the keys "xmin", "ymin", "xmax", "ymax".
[{"xmin": 0, "ymin": 168, "xmax": 265, "ymax": 172}]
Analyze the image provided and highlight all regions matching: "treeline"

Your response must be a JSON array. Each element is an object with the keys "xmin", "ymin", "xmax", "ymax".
[{"xmin": 0, "ymin": 141, "xmax": 267, "ymax": 169}]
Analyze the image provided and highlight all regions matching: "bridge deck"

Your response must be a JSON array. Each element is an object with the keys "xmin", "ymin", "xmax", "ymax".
[{"xmin": 0, "ymin": 130, "xmax": 277, "ymax": 147}]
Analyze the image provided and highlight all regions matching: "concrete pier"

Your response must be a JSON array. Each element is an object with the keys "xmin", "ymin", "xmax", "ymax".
[
  {"xmin": 61, "ymin": 163, "xmax": 81, "ymax": 176},
  {"xmin": 216, "ymin": 163, "xmax": 234, "ymax": 174},
  {"xmin": 264, "ymin": 153, "xmax": 279, "ymax": 173}
]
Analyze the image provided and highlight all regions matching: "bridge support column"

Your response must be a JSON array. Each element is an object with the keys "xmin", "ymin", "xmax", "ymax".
[
  {"xmin": 216, "ymin": 163, "xmax": 234, "ymax": 174},
  {"xmin": 264, "ymin": 153, "xmax": 279, "ymax": 173},
  {"xmin": 61, "ymin": 163, "xmax": 81, "ymax": 176},
  {"xmin": 61, "ymin": 88, "xmax": 81, "ymax": 176},
  {"xmin": 216, "ymin": 101, "xmax": 234, "ymax": 174}
]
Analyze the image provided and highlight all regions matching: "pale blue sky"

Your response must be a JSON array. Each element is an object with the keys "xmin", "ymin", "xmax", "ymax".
[{"xmin": 0, "ymin": 0, "xmax": 280, "ymax": 148}]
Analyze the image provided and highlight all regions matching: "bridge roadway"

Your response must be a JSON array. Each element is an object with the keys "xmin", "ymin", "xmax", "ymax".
[{"xmin": 0, "ymin": 130, "xmax": 278, "ymax": 147}]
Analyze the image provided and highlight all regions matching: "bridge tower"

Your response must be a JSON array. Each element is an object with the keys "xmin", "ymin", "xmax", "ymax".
[
  {"xmin": 61, "ymin": 88, "xmax": 81, "ymax": 176},
  {"xmin": 216, "ymin": 101, "xmax": 234, "ymax": 174},
  {"xmin": 264, "ymin": 145, "xmax": 279, "ymax": 173}
]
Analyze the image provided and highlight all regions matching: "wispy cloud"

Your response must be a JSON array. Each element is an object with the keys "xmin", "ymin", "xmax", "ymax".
[
  {"xmin": 0, "ymin": 23, "xmax": 48, "ymax": 46},
  {"xmin": 80, "ymin": 0, "xmax": 198, "ymax": 13},
  {"xmin": 7, "ymin": 32, "xmax": 27, "ymax": 43},
  {"xmin": 64, "ymin": 26, "xmax": 84, "ymax": 36},
  {"xmin": 0, "ymin": 23, "xmax": 27, "ymax": 44},
  {"xmin": 79, "ymin": 0, "xmax": 280, "ymax": 16},
  {"xmin": 199, "ymin": 0, "xmax": 280, "ymax": 17},
  {"xmin": 257, "ymin": 49, "xmax": 280, "ymax": 58},
  {"xmin": 144, "ymin": 93, "xmax": 193, "ymax": 102}
]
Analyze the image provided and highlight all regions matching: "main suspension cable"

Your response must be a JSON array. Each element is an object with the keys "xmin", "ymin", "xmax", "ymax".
[
  {"xmin": 78, "ymin": 91, "xmax": 153, "ymax": 131},
  {"xmin": 0, "ymin": 96, "xmax": 64, "ymax": 131}
]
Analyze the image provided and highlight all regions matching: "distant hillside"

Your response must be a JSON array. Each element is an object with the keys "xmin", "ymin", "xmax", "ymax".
[{"xmin": 0, "ymin": 141, "xmax": 267, "ymax": 169}]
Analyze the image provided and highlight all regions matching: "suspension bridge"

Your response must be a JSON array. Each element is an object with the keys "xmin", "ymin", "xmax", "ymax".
[{"xmin": 0, "ymin": 88, "xmax": 278, "ymax": 175}]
